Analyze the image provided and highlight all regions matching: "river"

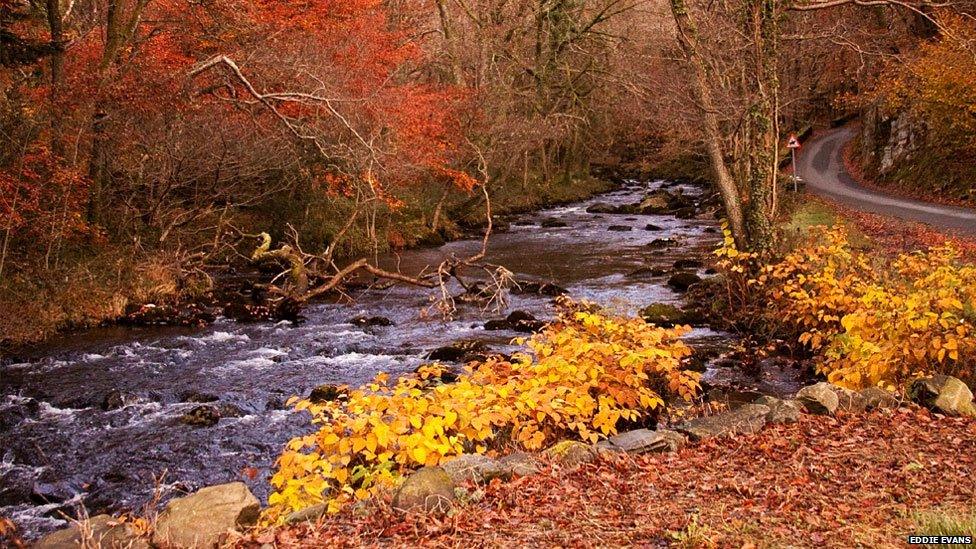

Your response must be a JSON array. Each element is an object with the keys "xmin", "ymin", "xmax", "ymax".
[{"xmin": 0, "ymin": 179, "xmax": 804, "ymax": 539}]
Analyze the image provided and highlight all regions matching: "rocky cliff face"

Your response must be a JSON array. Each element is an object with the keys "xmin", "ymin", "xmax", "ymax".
[{"xmin": 859, "ymin": 104, "xmax": 924, "ymax": 175}]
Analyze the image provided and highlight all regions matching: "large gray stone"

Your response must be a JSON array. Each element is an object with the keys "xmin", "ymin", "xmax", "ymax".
[
  {"xmin": 283, "ymin": 503, "xmax": 328, "ymax": 525},
  {"xmin": 543, "ymin": 440, "xmax": 598, "ymax": 468},
  {"xmin": 498, "ymin": 452, "xmax": 540, "ymax": 477},
  {"xmin": 392, "ymin": 467, "xmax": 455, "ymax": 514},
  {"xmin": 676, "ymin": 404, "xmax": 770, "ymax": 441},
  {"xmin": 35, "ymin": 514, "xmax": 149, "ymax": 549},
  {"xmin": 909, "ymin": 375, "xmax": 976, "ymax": 417},
  {"xmin": 831, "ymin": 386, "xmax": 867, "ymax": 413},
  {"xmin": 754, "ymin": 396, "xmax": 801, "ymax": 424},
  {"xmin": 859, "ymin": 387, "xmax": 898, "ymax": 410},
  {"xmin": 796, "ymin": 383, "xmax": 840, "ymax": 415},
  {"xmin": 152, "ymin": 482, "xmax": 260, "ymax": 548},
  {"xmin": 599, "ymin": 429, "xmax": 685, "ymax": 454},
  {"xmin": 441, "ymin": 454, "xmax": 509, "ymax": 484}
]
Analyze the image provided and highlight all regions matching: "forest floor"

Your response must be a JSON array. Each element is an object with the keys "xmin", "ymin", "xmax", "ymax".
[{"xmin": 235, "ymin": 409, "xmax": 976, "ymax": 548}]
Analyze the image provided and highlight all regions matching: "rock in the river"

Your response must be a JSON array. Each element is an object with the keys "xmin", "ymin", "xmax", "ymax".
[
  {"xmin": 153, "ymin": 482, "xmax": 260, "ymax": 548},
  {"xmin": 543, "ymin": 440, "xmax": 598, "ymax": 469},
  {"xmin": 637, "ymin": 194, "xmax": 670, "ymax": 214},
  {"xmin": 512, "ymin": 281, "xmax": 569, "ymax": 297},
  {"xmin": 309, "ymin": 384, "xmax": 348, "ymax": 403},
  {"xmin": 348, "ymin": 316, "xmax": 394, "ymax": 328},
  {"xmin": 795, "ymin": 382, "xmax": 839, "ymax": 415},
  {"xmin": 647, "ymin": 238, "xmax": 676, "ymax": 249},
  {"xmin": 426, "ymin": 340, "xmax": 492, "ymax": 363},
  {"xmin": 673, "ymin": 258, "xmax": 703, "ymax": 270},
  {"xmin": 607, "ymin": 225, "xmax": 633, "ymax": 232},
  {"xmin": 100, "ymin": 390, "xmax": 133, "ymax": 411},
  {"xmin": 180, "ymin": 405, "xmax": 220, "ymax": 427},
  {"xmin": 392, "ymin": 467, "xmax": 456, "ymax": 514},
  {"xmin": 441, "ymin": 454, "xmax": 509, "ymax": 484},
  {"xmin": 599, "ymin": 429, "xmax": 685, "ymax": 454},
  {"xmin": 667, "ymin": 272, "xmax": 702, "ymax": 292},
  {"xmin": 215, "ymin": 403, "xmax": 246, "ymax": 418},
  {"xmin": 859, "ymin": 387, "xmax": 898, "ymax": 410},
  {"xmin": 644, "ymin": 224, "xmax": 664, "ymax": 231},
  {"xmin": 179, "ymin": 391, "xmax": 220, "ymax": 404},
  {"xmin": 909, "ymin": 375, "xmax": 976, "ymax": 417},
  {"xmin": 627, "ymin": 267, "xmax": 668, "ymax": 279},
  {"xmin": 36, "ymin": 514, "xmax": 149, "ymax": 549},
  {"xmin": 640, "ymin": 303, "xmax": 694, "ymax": 327},
  {"xmin": 483, "ymin": 311, "xmax": 546, "ymax": 333},
  {"xmin": 676, "ymin": 404, "xmax": 770, "ymax": 441},
  {"xmin": 540, "ymin": 218, "xmax": 568, "ymax": 228},
  {"xmin": 586, "ymin": 202, "xmax": 617, "ymax": 214},
  {"xmin": 754, "ymin": 396, "xmax": 801, "ymax": 424}
]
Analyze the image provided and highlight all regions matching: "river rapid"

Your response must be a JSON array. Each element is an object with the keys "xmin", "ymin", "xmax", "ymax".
[{"xmin": 0, "ymin": 179, "xmax": 805, "ymax": 539}]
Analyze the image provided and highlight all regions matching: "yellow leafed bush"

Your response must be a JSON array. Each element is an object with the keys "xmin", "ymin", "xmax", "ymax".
[
  {"xmin": 741, "ymin": 227, "xmax": 976, "ymax": 391},
  {"xmin": 265, "ymin": 299, "xmax": 700, "ymax": 520}
]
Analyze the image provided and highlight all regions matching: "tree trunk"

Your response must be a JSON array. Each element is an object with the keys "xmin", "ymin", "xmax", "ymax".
[{"xmin": 667, "ymin": 0, "xmax": 748, "ymax": 248}]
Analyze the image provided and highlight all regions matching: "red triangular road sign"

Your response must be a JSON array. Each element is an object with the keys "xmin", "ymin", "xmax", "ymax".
[{"xmin": 787, "ymin": 134, "xmax": 801, "ymax": 149}]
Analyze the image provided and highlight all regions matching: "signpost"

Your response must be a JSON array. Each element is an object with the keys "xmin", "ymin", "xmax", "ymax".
[{"xmin": 787, "ymin": 133, "xmax": 801, "ymax": 192}]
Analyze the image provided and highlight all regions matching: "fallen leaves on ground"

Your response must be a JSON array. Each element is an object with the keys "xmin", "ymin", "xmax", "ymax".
[{"xmin": 234, "ymin": 409, "xmax": 976, "ymax": 548}]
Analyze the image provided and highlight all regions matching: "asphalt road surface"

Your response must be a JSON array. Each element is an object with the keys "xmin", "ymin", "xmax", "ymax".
[{"xmin": 796, "ymin": 127, "xmax": 976, "ymax": 236}]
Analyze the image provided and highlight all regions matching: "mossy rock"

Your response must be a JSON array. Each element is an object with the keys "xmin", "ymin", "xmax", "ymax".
[
  {"xmin": 543, "ymin": 440, "xmax": 598, "ymax": 469},
  {"xmin": 392, "ymin": 467, "xmax": 456, "ymax": 514},
  {"xmin": 640, "ymin": 303, "xmax": 692, "ymax": 327}
]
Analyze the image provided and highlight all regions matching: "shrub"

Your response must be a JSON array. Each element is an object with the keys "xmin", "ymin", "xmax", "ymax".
[
  {"xmin": 743, "ymin": 227, "xmax": 976, "ymax": 391},
  {"xmin": 266, "ymin": 300, "xmax": 700, "ymax": 520}
]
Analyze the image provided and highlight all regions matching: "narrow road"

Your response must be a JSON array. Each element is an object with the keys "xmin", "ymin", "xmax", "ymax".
[{"xmin": 796, "ymin": 127, "xmax": 976, "ymax": 236}]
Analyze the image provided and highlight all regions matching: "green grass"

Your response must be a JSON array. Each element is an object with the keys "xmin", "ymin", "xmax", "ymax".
[{"xmin": 911, "ymin": 507, "xmax": 976, "ymax": 548}]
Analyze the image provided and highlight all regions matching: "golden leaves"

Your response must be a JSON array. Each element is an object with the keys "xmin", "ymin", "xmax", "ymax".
[
  {"xmin": 750, "ymin": 227, "xmax": 976, "ymax": 391},
  {"xmin": 264, "ymin": 301, "xmax": 700, "ymax": 521}
]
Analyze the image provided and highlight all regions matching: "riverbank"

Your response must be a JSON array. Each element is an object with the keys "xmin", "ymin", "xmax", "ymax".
[
  {"xmin": 231, "ymin": 409, "xmax": 975, "ymax": 548},
  {"xmin": 1, "ymin": 178, "xmax": 726, "ymax": 541},
  {"xmin": 0, "ymin": 174, "xmax": 614, "ymax": 352}
]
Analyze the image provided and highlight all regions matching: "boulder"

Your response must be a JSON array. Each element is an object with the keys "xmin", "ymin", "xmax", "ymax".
[
  {"xmin": 598, "ymin": 429, "xmax": 685, "ymax": 454},
  {"xmin": 179, "ymin": 391, "xmax": 220, "ymax": 404},
  {"xmin": 676, "ymin": 404, "xmax": 770, "ymax": 441},
  {"xmin": 640, "ymin": 303, "xmax": 693, "ymax": 328},
  {"xmin": 348, "ymin": 316, "xmax": 394, "ymax": 328},
  {"xmin": 627, "ymin": 267, "xmax": 668, "ymax": 279},
  {"xmin": 647, "ymin": 238, "xmax": 676, "ymax": 249},
  {"xmin": 510, "ymin": 281, "xmax": 568, "ymax": 297},
  {"xmin": 540, "ymin": 218, "xmax": 568, "ymax": 228},
  {"xmin": 309, "ymin": 384, "xmax": 348, "ymax": 404},
  {"xmin": 586, "ymin": 202, "xmax": 617, "ymax": 214},
  {"xmin": 426, "ymin": 340, "xmax": 492, "ymax": 363},
  {"xmin": 441, "ymin": 454, "xmax": 509, "ymax": 484},
  {"xmin": 152, "ymin": 482, "xmax": 260, "ymax": 548},
  {"xmin": 667, "ymin": 272, "xmax": 702, "ymax": 292},
  {"xmin": 754, "ymin": 396, "xmax": 801, "ymax": 424},
  {"xmin": 498, "ymin": 452, "xmax": 539, "ymax": 477},
  {"xmin": 859, "ymin": 387, "xmax": 898, "ymax": 410},
  {"xmin": 909, "ymin": 375, "xmax": 976, "ymax": 417},
  {"xmin": 483, "ymin": 311, "xmax": 545, "ymax": 333},
  {"xmin": 543, "ymin": 440, "xmax": 598, "ymax": 469},
  {"xmin": 180, "ymin": 405, "xmax": 220, "ymax": 427},
  {"xmin": 673, "ymin": 259, "xmax": 703, "ymax": 270},
  {"xmin": 607, "ymin": 225, "xmax": 633, "ymax": 232},
  {"xmin": 36, "ymin": 514, "xmax": 149, "ymax": 549},
  {"xmin": 795, "ymin": 382, "xmax": 839, "ymax": 415},
  {"xmin": 392, "ymin": 467, "xmax": 456, "ymax": 514},
  {"xmin": 831, "ymin": 385, "xmax": 868, "ymax": 413},
  {"xmin": 637, "ymin": 194, "xmax": 670, "ymax": 214},
  {"xmin": 644, "ymin": 224, "xmax": 664, "ymax": 231},
  {"xmin": 101, "ymin": 390, "xmax": 135, "ymax": 411},
  {"xmin": 283, "ymin": 503, "xmax": 328, "ymax": 525}
]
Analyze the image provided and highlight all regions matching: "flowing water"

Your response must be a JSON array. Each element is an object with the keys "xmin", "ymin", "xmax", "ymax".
[{"xmin": 0, "ymin": 180, "xmax": 805, "ymax": 539}]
